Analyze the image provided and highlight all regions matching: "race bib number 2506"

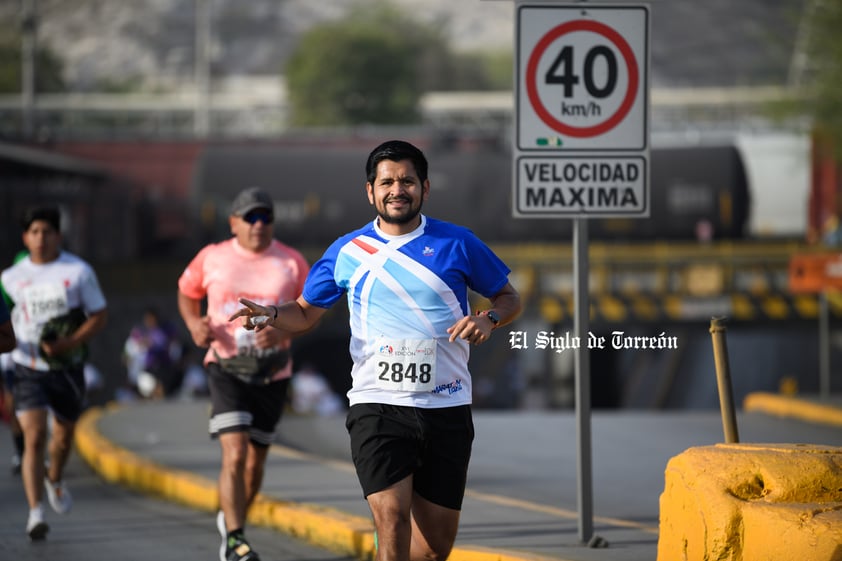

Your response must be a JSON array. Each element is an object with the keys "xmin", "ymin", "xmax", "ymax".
[{"xmin": 374, "ymin": 338, "xmax": 436, "ymax": 392}]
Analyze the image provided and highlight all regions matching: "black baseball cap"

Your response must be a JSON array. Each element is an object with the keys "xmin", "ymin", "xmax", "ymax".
[{"xmin": 230, "ymin": 187, "xmax": 273, "ymax": 216}]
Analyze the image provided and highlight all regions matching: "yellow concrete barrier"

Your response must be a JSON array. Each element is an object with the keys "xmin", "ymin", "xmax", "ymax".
[
  {"xmin": 743, "ymin": 392, "xmax": 842, "ymax": 428},
  {"xmin": 657, "ymin": 443, "xmax": 842, "ymax": 561}
]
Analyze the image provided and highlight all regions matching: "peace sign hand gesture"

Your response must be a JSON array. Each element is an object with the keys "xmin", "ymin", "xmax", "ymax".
[{"xmin": 228, "ymin": 298, "xmax": 274, "ymax": 332}]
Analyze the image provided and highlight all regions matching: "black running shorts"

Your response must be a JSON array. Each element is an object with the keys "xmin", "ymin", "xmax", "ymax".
[
  {"xmin": 206, "ymin": 362, "xmax": 290, "ymax": 447},
  {"xmin": 345, "ymin": 403, "xmax": 474, "ymax": 510},
  {"xmin": 13, "ymin": 364, "xmax": 85, "ymax": 422}
]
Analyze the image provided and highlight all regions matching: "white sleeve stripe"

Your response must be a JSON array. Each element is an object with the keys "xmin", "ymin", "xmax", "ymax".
[
  {"xmin": 344, "ymin": 238, "xmax": 438, "ymax": 339},
  {"xmin": 353, "ymin": 235, "xmax": 463, "ymax": 320}
]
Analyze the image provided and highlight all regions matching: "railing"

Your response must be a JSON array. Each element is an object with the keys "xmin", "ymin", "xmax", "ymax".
[{"xmin": 486, "ymin": 241, "xmax": 839, "ymax": 323}]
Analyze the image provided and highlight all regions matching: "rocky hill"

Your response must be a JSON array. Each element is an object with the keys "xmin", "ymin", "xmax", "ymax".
[
  {"xmin": 0, "ymin": 0, "xmax": 809, "ymax": 92},
  {"xmin": 1, "ymin": 0, "xmax": 514, "ymax": 91}
]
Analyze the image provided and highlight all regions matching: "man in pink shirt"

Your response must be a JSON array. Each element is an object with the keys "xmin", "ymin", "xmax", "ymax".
[{"xmin": 177, "ymin": 187, "xmax": 309, "ymax": 561}]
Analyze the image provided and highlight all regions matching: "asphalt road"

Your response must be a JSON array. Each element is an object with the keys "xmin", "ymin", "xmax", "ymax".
[
  {"xmin": 0, "ymin": 419, "xmax": 356, "ymax": 561},
  {"xmin": 277, "ymin": 406, "xmax": 842, "ymax": 519},
  {"xmin": 3, "ymin": 399, "xmax": 842, "ymax": 561}
]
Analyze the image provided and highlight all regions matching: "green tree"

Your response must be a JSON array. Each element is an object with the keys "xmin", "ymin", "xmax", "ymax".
[
  {"xmin": 284, "ymin": 1, "xmax": 511, "ymax": 126},
  {"xmin": 476, "ymin": 50, "xmax": 513, "ymax": 91},
  {"xmin": 810, "ymin": 1, "xmax": 842, "ymax": 153},
  {"xmin": 285, "ymin": 3, "xmax": 422, "ymax": 126},
  {"xmin": 0, "ymin": 25, "xmax": 65, "ymax": 94},
  {"xmin": 780, "ymin": 1, "xmax": 842, "ymax": 157},
  {"xmin": 422, "ymin": 47, "xmax": 512, "ymax": 92}
]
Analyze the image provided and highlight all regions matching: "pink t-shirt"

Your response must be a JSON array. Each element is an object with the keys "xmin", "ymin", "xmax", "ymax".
[{"xmin": 178, "ymin": 238, "xmax": 309, "ymax": 380}]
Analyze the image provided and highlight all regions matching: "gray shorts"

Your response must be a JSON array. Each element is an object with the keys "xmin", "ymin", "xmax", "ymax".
[{"xmin": 14, "ymin": 364, "xmax": 86, "ymax": 422}]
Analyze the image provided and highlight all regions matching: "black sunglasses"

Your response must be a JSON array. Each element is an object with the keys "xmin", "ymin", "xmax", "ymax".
[{"xmin": 242, "ymin": 210, "xmax": 274, "ymax": 225}]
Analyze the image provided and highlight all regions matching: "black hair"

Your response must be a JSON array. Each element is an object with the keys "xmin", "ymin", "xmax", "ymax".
[
  {"xmin": 365, "ymin": 140, "xmax": 428, "ymax": 184},
  {"xmin": 22, "ymin": 206, "xmax": 60, "ymax": 232}
]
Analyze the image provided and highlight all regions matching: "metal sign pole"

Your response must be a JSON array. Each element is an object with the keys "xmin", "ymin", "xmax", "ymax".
[
  {"xmin": 21, "ymin": 0, "xmax": 37, "ymax": 138},
  {"xmin": 820, "ymin": 291, "xmax": 830, "ymax": 398},
  {"xmin": 194, "ymin": 0, "xmax": 211, "ymax": 137},
  {"xmin": 511, "ymin": 0, "xmax": 647, "ymax": 550},
  {"xmin": 573, "ymin": 217, "xmax": 593, "ymax": 543}
]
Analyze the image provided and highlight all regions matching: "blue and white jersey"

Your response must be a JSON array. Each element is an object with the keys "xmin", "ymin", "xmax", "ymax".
[{"xmin": 303, "ymin": 215, "xmax": 511, "ymax": 408}]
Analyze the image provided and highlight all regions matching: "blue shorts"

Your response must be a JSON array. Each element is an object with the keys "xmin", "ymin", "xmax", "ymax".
[{"xmin": 13, "ymin": 364, "xmax": 86, "ymax": 422}]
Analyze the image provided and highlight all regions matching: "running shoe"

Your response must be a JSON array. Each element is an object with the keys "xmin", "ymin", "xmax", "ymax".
[
  {"xmin": 26, "ymin": 505, "xmax": 49, "ymax": 541},
  {"xmin": 224, "ymin": 534, "xmax": 261, "ymax": 561},
  {"xmin": 44, "ymin": 478, "xmax": 72, "ymax": 514},
  {"xmin": 216, "ymin": 510, "xmax": 226, "ymax": 561}
]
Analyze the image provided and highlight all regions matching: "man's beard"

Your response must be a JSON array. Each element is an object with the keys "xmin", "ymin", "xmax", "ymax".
[{"xmin": 377, "ymin": 197, "xmax": 423, "ymax": 225}]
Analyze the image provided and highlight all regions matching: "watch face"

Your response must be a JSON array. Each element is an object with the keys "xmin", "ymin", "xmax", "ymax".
[{"xmin": 487, "ymin": 310, "xmax": 500, "ymax": 325}]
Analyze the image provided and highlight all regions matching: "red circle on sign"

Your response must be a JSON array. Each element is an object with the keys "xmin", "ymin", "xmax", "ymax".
[{"xmin": 526, "ymin": 19, "xmax": 639, "ymax": 138}]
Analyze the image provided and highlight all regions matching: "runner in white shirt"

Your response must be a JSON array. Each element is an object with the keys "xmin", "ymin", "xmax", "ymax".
[
  {"xmin": 1, "ymin": 207, "xmax": 107, "ymax": 541},
  {"xmin": 229, "ymin": 140, "xmax": 522, "ymax": 561}
]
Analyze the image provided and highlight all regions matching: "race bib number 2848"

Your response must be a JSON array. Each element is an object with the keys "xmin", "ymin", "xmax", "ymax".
[{"xmin": 374, "ymin": 338, "xmax": 436, "ymax": 392}]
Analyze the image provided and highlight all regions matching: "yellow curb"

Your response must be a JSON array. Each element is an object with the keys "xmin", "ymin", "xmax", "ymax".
[
  {"xmin": 75, "ymin": 405, "xmax": 375, "ymax": 558},
  {"xmin": 75, "ymin": 405, "xmax": 219, "ymax": 511},
  {"xmin": 743, "ymin": 392, "xmax": 842, "ymax": 427},
  {"xmin": 76, "ymin": 405, "xmax": 566, "ymax": 561}
]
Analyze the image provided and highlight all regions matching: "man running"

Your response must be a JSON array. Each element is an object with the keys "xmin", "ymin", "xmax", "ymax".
[{"xmin": 229, "ymin": 140, "xmax": 521, "ymax": 561}]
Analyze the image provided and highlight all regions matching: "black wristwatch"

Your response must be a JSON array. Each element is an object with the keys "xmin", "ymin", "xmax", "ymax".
[{"xmin": 484, "ymin": 310, "xmax": 500, "ymax": 327}]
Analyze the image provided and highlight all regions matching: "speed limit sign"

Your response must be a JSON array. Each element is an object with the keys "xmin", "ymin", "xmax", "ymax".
[
  {"xmin": 517, "ymin": 4, "xmax": 649, "ymax": 151},
  {"xmin": 514, "ymin": 3, "xmax": 650, "ymax": 218}
]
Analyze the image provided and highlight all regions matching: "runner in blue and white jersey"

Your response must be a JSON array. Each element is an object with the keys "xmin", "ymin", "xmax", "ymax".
[
  {"xmin": 230, "ymin": 140, "xmax": 521, "ymax": 561},
  {"xmin": 306, "ymin": 214, "xmax": 510, "ymax": 409}
]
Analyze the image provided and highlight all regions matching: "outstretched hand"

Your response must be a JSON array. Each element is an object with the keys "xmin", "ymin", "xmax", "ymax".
[{"xmin": 228, "ymin": 297, "xmax": 272, "ymax": 331}]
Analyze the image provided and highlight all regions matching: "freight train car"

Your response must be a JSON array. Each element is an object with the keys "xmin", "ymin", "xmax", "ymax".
[{"xmin": 189, "ymin": 137, "xmax": 754, "ymax": 251}]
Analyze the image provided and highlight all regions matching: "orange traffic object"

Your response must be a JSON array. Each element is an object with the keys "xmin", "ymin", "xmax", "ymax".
[{"xmin": 789, "ymin": 253, "xmax": 842, "ymax": 293}]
